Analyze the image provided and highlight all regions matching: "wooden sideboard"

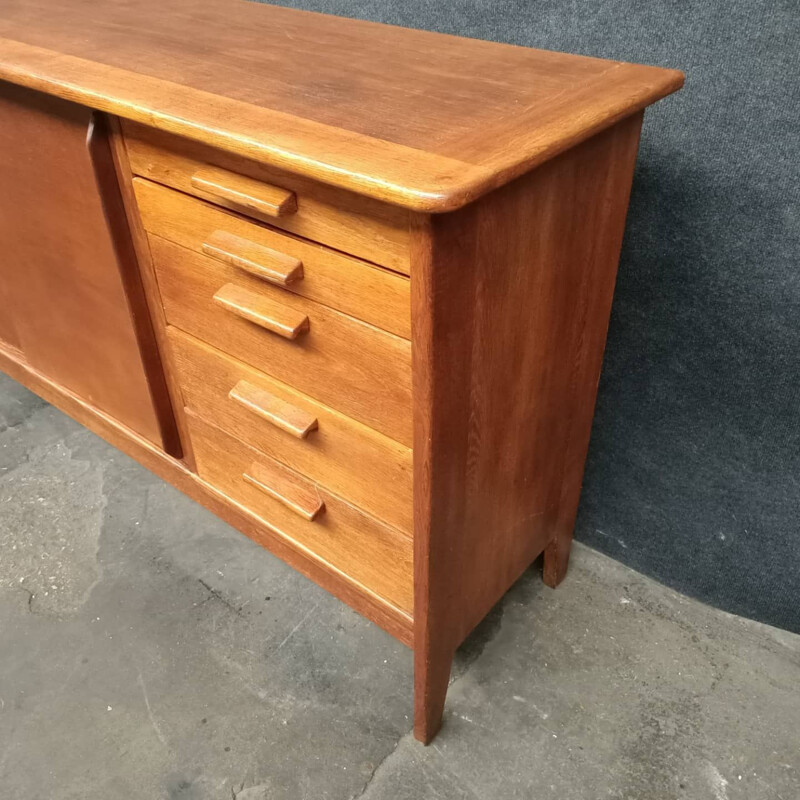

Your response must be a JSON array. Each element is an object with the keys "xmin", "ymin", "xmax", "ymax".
[{"xmin": 0, "ymin": 0, "xmax": 682, "ymax": 743}]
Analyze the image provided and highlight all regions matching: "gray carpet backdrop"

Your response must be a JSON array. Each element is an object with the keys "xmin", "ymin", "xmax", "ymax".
[{"xmin": 251, "ymin": 0, "xmax": 800, "ymax": 632}]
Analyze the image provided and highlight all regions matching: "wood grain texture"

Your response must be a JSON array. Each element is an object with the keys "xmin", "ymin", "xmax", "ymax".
[
  {"xmin": 411, "ymin": 114, "xmax": 644, "ymax": 742},
  {"xmin": 0, "ymin": 5, "xmax": 681, "ymax": 747},
  {"xmin": 167, "ymin": 328, "xmax": 413, "ymax": 533},
  {"xmin": 229, "ymin": 380, "xmax": 319, "ymax": 440},
  {"xmin": 243, "ymin": 458, "xmax": 325, "ymax": 522},
  {"xmin": 87, "ymin": 112, "xmax": 182, "ymax": 457},
  {"xmin": 0, "ymin": 0, "xmax": 683, "ymax": 210},
  {"xmin": 190, "ymin": 166, "xmax": 297, "ymax": 219},
  {"xmin": 188, "ymin": 412, "xmax": 414, "ymax": 616},
  {"xmin": 0, "ymin": 340, "xmax": 413, "ymax": 645},
  {"xmin": 202, "ymin": 231, "xmax": 304, "ymax": 288},
  {"xmin": 134, "ymin": 178, "xmax": 411, "ymax": 337},
  {"xmin": 212, "ymin": 283, "xmax": 310, "ymax": 340},
  {"xmin": 107, "ymin": 116, "xmax": 197, "ymax": 468},
  {"xmin": 151, "ymin": 236, "xmax": 413, "ymax": 447},
  {"xmin": 124, "ymin": 122, "xmax": 411, "ymax": 273},
  {"xmin": 0, "ymin": 83, "xmax": 164, "ymax": 446}
]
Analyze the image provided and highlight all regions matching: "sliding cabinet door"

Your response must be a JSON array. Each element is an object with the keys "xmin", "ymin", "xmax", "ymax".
[{"xmin": 0, "ymin": 82, "xmax": 175, "ymax": 449}]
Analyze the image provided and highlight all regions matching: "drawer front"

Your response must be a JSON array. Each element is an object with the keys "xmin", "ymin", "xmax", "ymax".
[
  {"xmin": 169, "ymin": 327, "xmax": 413, "ymax": 532},
  {"xmin": 134, "ymin": 178, "xmax": 410, "ymax": 339},
  {"xmin": 151, "ymin": 236, "xmax": 413, "ymax": 447},
  {"xmin": 122, "ymin": 120, "xmax": 411, "ymax": 274},
  {"xmin": 188, "ymin": 413, "xmax": 413, "ymax": 615}
]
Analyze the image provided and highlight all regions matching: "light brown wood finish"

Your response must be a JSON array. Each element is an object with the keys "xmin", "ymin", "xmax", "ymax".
[
  {"xmin": 151, "ymin": 236, "xmax": 413, "ymax": 447},
  {"xmin": 0, "ymin": 0, "xmax": 684, "ymax": 748},
  {"xmin": 229, "ymin": 381, "xmax": 319, "ymax": 440},
  {"xmin": 0, "ymin": 83, "xmax": 167, "ymax": 447},
  {"xmin": 0, "ymin": 278, "xmax": 21, "ymax": 350},
  {"xmin": 212, "ymin": 283, "xmax": 310, "ymax": 340},
  {"xmin": 167, "ymin": 328, "xmax": 413, "ymax": 533},
  {"xmin": 134, "ymin": 178, "xmax": 411, "ymax": 336},
  {"xmin": 87, "ymin": 111, "xmax": 182, "ymax": 457},
  {"xmin": 189, "ymin": 412, "xmax": 414, "ymax": 616},
  {"xmin": 124, "ymin": 123, "xmax": 411, "ymax": 273},
  {"xmin": 107, "ymin": 116, "xmax": 196, "ymax": 467},
  {"xmin": 190, "ymin": 166, "xmax": 297, "ymax": 220},
  {"xmin": 0, "ymin": 340, "xmax": 412, "ymax": 644},
  {"xmin": 0, "ymin": 1, "xmax": 682, "ymax": 210},
  {"xmin": 243, "ymin": 459, "xmax": 325, "ymax": 522},
  {"xmin": 202, "ymin": 231, "xmax": 304, "ymax": 288},
  {"xmin": 411, "ymin": 114, "xmax": 645, "ymax": 742}
]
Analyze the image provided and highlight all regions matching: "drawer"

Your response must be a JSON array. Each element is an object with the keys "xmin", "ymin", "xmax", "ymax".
[
  {"xmin": 168, "ymin": 327, "xmax": 413, "ymax": 532},
  {"xmin": 188, "ymin": 412, "xmax": 413, "ymax": 615},
  {"xmin": 150, "ymin": 236, "xmax": 413, "ymax": 447},
  {"xmin": 134, "ymin": 178, "xmax": 410, "ymax": 338},
  {"xmin": 122, "ymin": 120, "xmax": 411, "ymax": 274}
]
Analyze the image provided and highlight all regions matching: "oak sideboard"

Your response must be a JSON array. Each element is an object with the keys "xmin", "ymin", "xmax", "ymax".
[{"xmin": 0, "ymin": 0, "xmax": 682, "ymax": 743}]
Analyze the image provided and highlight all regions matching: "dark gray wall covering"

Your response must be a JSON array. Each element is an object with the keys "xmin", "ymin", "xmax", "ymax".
[{"xmin": 255, "ymin": 0, "xmax": 800, "ymax": 631}]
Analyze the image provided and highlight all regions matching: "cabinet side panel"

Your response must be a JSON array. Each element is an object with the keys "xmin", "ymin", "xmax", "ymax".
[
  {"xmin": 413, "ymin": 113, "xmax": 644, "ymax": 687},
  {"xmin": 0, "ymin": 82, "xmax": 165, "ymax": 445}
]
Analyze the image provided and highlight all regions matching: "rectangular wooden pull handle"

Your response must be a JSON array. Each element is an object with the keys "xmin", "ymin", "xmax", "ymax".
[
  {"xmin": 229, "ymin": 380, "xmax": 318, "ymax": 439},
  {"xmin": 243, "ymin": 461, "xmax": 325, "ymax": 521},
  {"xmin": 213, "ymin": 284, "xmax": 309, "ymax": 339},
  {"xmin": 191, "ymin": 167, "xmax": 297, "ymax": 218},
  {"xmin": 202, "ymin": 230, "xmax": 304, "ymax": 287}
]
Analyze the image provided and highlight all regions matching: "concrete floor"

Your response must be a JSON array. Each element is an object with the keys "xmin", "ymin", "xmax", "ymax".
[{"xmin": 0, "ymin": 372, "xmax": 798, "ymax": 800}]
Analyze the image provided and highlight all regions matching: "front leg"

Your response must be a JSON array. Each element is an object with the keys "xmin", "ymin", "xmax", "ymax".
[{"xmin": 413, "ymin": 638, "xmax": 455, "ymax": 744}]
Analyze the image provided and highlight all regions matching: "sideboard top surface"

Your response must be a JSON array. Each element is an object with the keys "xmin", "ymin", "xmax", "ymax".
[{"xmin": 0, "ymin": 0, "xmax": 683, "ymax": 211}]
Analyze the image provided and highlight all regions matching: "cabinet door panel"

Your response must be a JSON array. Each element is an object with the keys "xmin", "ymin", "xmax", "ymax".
[
  {"xmin": 0, "ymin": 276, "xmax": 20, "ymax": 350},
  {"xmin": 0, "ymin": 83, "xmax": 169, "ymax": 447}
]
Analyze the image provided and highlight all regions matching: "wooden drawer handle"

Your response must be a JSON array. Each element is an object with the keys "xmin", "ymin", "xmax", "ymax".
[
  {"xmin": 243, "ymin": 461, "xmax": 325, "ymax": 521},
  {"xmin": 213, "ymin": 283, "xmax": 309, "ymax": 340},
  {"xmin": 191, "ymin": 167, "xmax": 297, "ymax": 218},
  {"xmin": 229, "ymin": 380, "xmax": 318, "ymax": 439},
  {"xmin": 202, "ymin": 230, "xmax": 304, "ymax": 287}
]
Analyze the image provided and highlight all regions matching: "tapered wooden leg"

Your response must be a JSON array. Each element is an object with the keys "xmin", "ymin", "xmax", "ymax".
[
  {"xmin": 413, "ymin": 641, "xmax": 454, "ymax": 744},
  {"xmin": 543, "ymin": 527, "xmax": 573, "ymax": 588},
  {"xmin": 543, "ymin": 488, "xmax": 580, "ymax": 588}
]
